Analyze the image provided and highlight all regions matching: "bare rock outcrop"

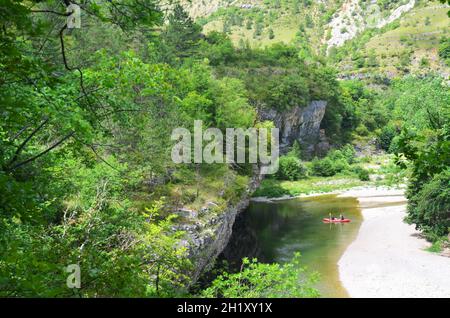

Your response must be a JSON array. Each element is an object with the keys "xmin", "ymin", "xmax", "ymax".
[{"xmin": 259, "ymin": 100, "xmax": 328, "ymax": 158}]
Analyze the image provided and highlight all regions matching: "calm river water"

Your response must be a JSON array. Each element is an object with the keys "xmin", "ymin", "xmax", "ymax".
[{"xmin": 221, "ymin": 194, "xmax": 363, "ymax": 298}]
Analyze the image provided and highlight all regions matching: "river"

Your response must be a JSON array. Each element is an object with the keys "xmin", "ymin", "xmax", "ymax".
[{"xmin": 220, "ymin": 194, "xmax": 363, "ymax": 298}]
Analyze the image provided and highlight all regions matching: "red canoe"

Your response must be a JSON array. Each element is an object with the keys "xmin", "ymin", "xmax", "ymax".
[{"xmin": 323, "ymin": 218, "xmax": 351, "ymax": 223}]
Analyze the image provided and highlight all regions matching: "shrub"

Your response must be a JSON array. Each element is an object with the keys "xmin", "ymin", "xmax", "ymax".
[
  {"xmin": 388, "ymin": 135, "xmax": 402, "ymax": 154},
  {"xmin": 420, "ymin": 57, "xmax": 429, "ymax": 67},
  {"xmin": 439, "ymin": 37, "xmax": 450, "ymax": 66},
  {"xmin": 311, "ymin": 146, "xmax": 356, "ymax": 177},
  {"xmin": 426, "ymin": 237, "xmax": 448, "ymax": 253},
  {"xmin": 340, "ymin": 144, "xmax": 356, "ymax": 164},
  {"xmin": 353, "ymin": 166, "xmax": 370, "ymax": 181},
  {"xmin": 201, "ymin": 253, "xmax": 319, "ymax": 298},
  {"xmin": 277, "ymin": 156, "xmax": 308, "ymax": 181},
  {"xmin": 327, "ymin": 149, "xmax": 343, "ymax": 161},
  {"xmin": 333, "ymin": 158, "xmax": 350, "ymax": 173},
  {"xmin": 252, "ymin": 179, "xmax": 289, "ymax": 198},
  {"xmin": 406, "ymin": 169, "xmax": 450, "ymax": 238},
  {"xmin": 181, "ymin": 190, "xmax": 197, "ymax": 203},
  {"xmin": 327, "ymin": 150, "xmax": 351, "ymax": 172},
  {"xmin": 377, "ymin": 125, "xmax": 397, "ymax": 152},
  {"xmin": 311, "ymin": 157, "xmax": 336, "ymax": 177},
  {"xmin": 355, "ymin": 124, "xmax": 369, "ymax": 136},
  {"xmin": 287, "ymin": 140, "xmax": 302, "ymax": 159}
]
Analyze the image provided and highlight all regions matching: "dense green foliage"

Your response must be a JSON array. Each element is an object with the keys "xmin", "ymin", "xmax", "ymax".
[
  {"xmin": 0, "ymin": 1, "xmax": 340, "ymax": 297},
  {"xmin": 274, "ymin": 142, "xmax": 357, "ymax": 181},
  {"xmin": 311, "ymin": 157, "xmax": 338, "ymax": 177},
  {"xmin": 277, "ymin": 155, "xmax": 308, "ymax": 181},
  {"xmin": 201, "ymin": 253, "xmax": 319, "ymax": 298},
  {"xmin": 407, "ymin": 168, "xmax": 450, "ymax": 239},
  {"xmin": 311, "ymin": 146, "xmax": 355, "ymax": 177},
  {"xmin": 378, "ymin": 125, "xmax": 400, "ymax": 152},
  {"xmin": 0, "ymin": 0, "xmax": 197, "ymax": 297},
  {"xmin": 380, "ymin": 76, "xmax": 450, "ymax": 239},
  {"xmin": 353, "ymin": 166, "xmax": 371, "ymax": 181},
  {"xmin": 276, "ymin": 142, "xmax": 308, "ymax": 181},
  {"xmin": 399, "ymin": 122, "xmax": 450, "ymax": 239},
  {"xmin": 340, "ymin": 75, "xmax": 450, "ymax": 240}
]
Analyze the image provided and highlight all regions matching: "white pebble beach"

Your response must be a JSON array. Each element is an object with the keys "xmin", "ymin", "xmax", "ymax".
[{"xmin": 338, "ymin": 187, "xmax": 450, "ymax": 298}]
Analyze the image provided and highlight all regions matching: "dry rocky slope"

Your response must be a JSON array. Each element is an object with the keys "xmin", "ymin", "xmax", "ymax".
[
  {"xmin": 326, "ymin": 0, "xmax": 416, "ymax": 50},
  {"xmin": 183, "ymin": 0, "xmax": 419, "ymax": 50},
  {"xmin": 181, "ymin": 0, "xmax": 449, "ymax": 76}
]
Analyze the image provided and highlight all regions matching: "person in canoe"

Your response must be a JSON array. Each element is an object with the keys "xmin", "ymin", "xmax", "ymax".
[
  {"xmin": 326, "ymin": 213, "xmax": 346, "ymax": 221},
  {"xmin": 323, "ymin": 214, "xmax": 351, "ymax": 223}
]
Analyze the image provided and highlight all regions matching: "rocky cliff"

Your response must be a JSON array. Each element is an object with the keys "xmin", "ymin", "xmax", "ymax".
[
  {"xmin": 180, "ymin": 100, "xmax": 329, "ymax": 285},
  {"xmin": 259, "ymin": 100, "xmax": 329, "ymax": 158},
  {"xmin": 177, "ymin": 166, "xmax": 263, "ymax": 284}
]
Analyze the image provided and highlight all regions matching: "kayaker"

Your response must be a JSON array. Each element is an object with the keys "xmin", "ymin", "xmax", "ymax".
[{"xmin": 340, "ymin": 214, "xmax": 345, "ymax": 221}]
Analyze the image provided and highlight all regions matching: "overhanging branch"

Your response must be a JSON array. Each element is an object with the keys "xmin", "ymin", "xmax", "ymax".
[{"xmin": 8, "ymin": 131, "xmax": 75, "ymax": 171}]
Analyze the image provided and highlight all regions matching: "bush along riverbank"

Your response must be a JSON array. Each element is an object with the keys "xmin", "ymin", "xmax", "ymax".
[{"xmin": 253, "ymin": 145, "xmax": 408, "ymax": 199}]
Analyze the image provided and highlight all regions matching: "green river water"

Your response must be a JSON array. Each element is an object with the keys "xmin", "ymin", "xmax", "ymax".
[{"xmin": 224, "ymin": 194, "xmax": 363, "ymax": 298}]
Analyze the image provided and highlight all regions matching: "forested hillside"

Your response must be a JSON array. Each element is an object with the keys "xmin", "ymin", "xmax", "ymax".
[
  {"xmin": 184, "ymin": 0, "xmax": 450, "ymax": 76},
  {"xmin": 0, "ymin": 0, "xmax": 342, "ymax": 297},
  {"xmin": 0, "ymin": 0, "xmax": 449, "ymax": 298}
]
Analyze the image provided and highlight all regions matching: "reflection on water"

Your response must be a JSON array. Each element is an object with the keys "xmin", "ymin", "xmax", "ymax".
[{"xmin": 221, "ymin": 194, "xmax": 363, "ymax": 298}]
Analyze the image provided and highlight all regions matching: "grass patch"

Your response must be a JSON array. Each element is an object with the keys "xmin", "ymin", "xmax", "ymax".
[
  {"xmin": 426, "ymin": 237, "xmax": 449, "ymax": 253},
  {"xmin": 253, "ymin": 175, "xmax": 365, "ymax": 198}
]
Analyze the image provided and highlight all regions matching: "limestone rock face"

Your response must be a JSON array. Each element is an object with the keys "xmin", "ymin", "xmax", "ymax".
[
  {"xmin": 180, "ymin": 167, "xmax": 263, "ymax": 284},
  {"xmin": 259, "ymin": 100, "xmax": 328, "ymax": 158}
]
